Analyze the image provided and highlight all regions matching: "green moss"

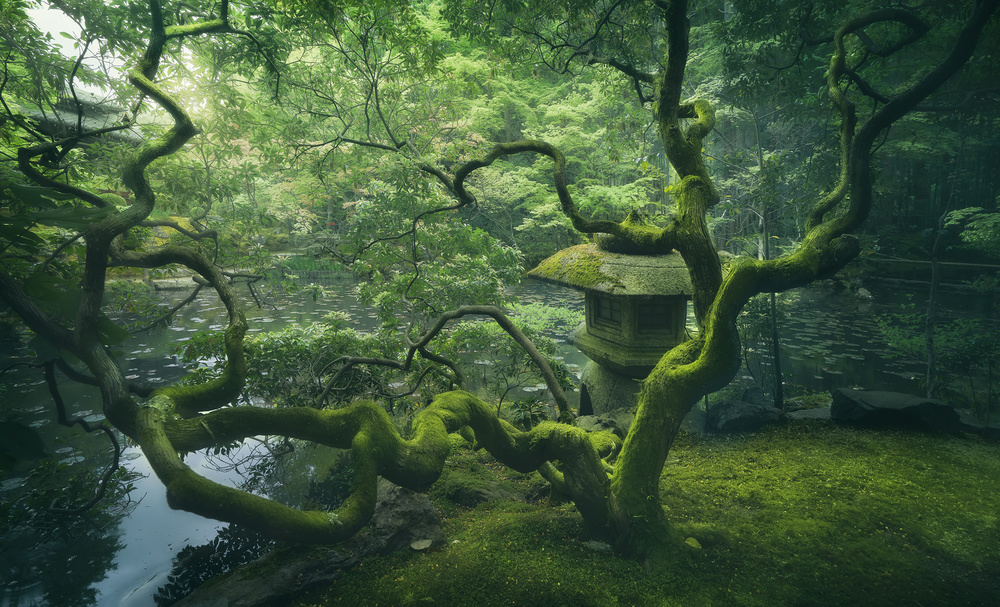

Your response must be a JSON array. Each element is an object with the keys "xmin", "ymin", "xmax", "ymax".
[
  {"xmin": 595, "ymin": 210, "xmax": 668, "ymax": 254},
  {"xmin": 528, "ymin": 244, "xmax": 626, "ymax": 291},
  {"xmin": 288, "ymin": 421, "xmax": 999, "ymax": 607},
  {"xmin": 428, "ymin": 444, "xmax": 549, "ymax": 514},
  {"xmin": 291, "ymin": 502, "xmax": 686, "ymax": 607},
  {"xmin": 144, "ymin": 394, "xmax": 176, "ymax": 415},
  {"xmin": 662, "ymin": 421, "xmax": 1000, "ymax": 606},
  {"xmin": 153, "ymin": 311, "xmax": 249, "ymax": 415},
  {"xmin": 527, "ymin": 243, "xmax": 695, "ymax": 297}
]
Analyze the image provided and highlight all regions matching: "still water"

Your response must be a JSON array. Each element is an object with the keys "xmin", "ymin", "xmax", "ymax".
[{"xmin": 0, "ymin": 278, "xmax": 962, "ymax": 606}]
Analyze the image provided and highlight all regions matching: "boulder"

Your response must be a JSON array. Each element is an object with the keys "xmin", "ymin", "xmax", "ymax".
[
  {"xmin": 434, "ymin": 466, "xmax": 523, "ymax": 507},
  {"xmin": 173, "ymin": 478, "xmax": 444, "ymax": 607},
  {"xmin": 364, "ymin": 477, "xmax": 446, "ymax": 553},
  {"xmin": 830, "ymin": 388, "xmax": 960, "ymax": 432},
  {"xmin": 574, "ymin": 415, "xmax": 626, "ymax": 439},
  {"xmin": 741, "ymin": 385, "xmax": 767, "ymax": 407},
  {"xmin": 707, "ymin": 399, "xmax": 785, "ymax": 434},
  {"xmin": 787, "ymin": 406, "xmax": 832, "ymax": 421},
  {"xmin": 680, "ymin": 404, "xmax": 707, "ymax": 433}
]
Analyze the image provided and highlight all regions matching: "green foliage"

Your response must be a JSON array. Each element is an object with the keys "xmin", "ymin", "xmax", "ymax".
[
  {"xmin": 103, "ymin": 280, "xmax": 171, "ymax": 330},
  {"xmin": 177, "ymin": 312, "xmax": 400, "ymax": 408},
  {"xmin": 0, "ymin": 182, "xmax": 112, "ymax": 265},
  {"xmin": 877, "ymin": 302, "xmax": 999, "ymax": 423},
  {"xmin": 443, "ymin": 302, "xmax": 580, "ymax": 408},
  {"xmin": 344, "ymin": 168, "xmax": 523, "ymax": 329},
  {"xmin": 505, "ymin": 398, "xmax": 548, "ymax": 430},
  {"xmin": 946, "ymin": 206, "xmax": 1000, "ymax": 259}
]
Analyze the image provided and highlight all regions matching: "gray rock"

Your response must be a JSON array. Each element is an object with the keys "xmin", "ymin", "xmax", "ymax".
[
  {"xmin": 445, "ymin": 483, "xmax": 506, "ymax": 507},
  {"xmin": 583, "ymin": 540, "xmax": 613, "ymax": 553},
  {"xmin": 680, "ymin": 404, "xmax": 707, "ymax": 433},
  {"xmin": 574, "ymin": 415, "xmax": 626, "ymax": 439},
  {"xmin": 604, "ymin": 410, "xmax": 635, "ymax": 434},
  {"xmin": 708, "ymin": 399, "xmax": 785, "ymax": 434},
  {"xmin": 364, "ymin": 477, "xmax": 446, "ymax": 553},
  {"xmin": 831, "ymin": 388, "xmax": 960, "ymax": 432},
  {"xmin": 173, "ymin": 478, "xmax": 444, "ymax": 607},
  {"xmin": 741, "ymin": 385, "xmax": 767, "ymax": 407},
  {"xmin": 787, "ymin": 406, "xmax": 832, "ymax": 420}
]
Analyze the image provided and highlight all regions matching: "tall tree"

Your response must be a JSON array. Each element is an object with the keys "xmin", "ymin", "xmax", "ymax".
[{"xmin": 1, "ymin": 0, "xmax": 996, "ymax": 572}]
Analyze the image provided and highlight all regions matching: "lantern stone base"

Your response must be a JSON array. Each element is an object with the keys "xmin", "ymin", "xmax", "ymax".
[{"xmin": 578, "ymin": 361, "xmax": 642, "ymax": 416}]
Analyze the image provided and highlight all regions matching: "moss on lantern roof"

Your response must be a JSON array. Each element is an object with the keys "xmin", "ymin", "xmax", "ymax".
[{"xmin": 527, "ymin": 243, "xmax": 693, "ymax": 296}]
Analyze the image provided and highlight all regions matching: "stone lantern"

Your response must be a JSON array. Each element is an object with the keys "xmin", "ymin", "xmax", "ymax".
[{"xmin": 528, "ymin": 242, "xmax": 694, "ymax": 416}]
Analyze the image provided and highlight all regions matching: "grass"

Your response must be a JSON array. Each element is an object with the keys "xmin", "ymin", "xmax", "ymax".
[{"xmin": 289, "ymin": 420, "xmax": 999, "ymax": 607}]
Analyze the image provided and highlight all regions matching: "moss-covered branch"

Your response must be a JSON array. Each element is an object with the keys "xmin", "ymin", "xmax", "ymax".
[
  {"xmin": 140, "ymin": 390, "xmax": 615, "ymax": 543},
  {"xmin": 406, "ymin": 305, "xmax": 573, "ymax": 420},
  {"xmin": 114, "ymin": 245, "xmax": 247, "ymax": 416},
  {"xmin": 806, "ymin": 3, "xmax": 995, "ymax": 234},
  {"xmin": 455, "ymin": 140, "xmax": 683, "ymax": 254},
  {"xmin": 7, "ymin": 0, "xmax": 258, "ymax": 433}
]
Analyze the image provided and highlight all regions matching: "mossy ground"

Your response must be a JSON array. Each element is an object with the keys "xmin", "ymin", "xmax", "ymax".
[{"xmin": 289, "ymin": 420, "xmax": 999, "ymax": 607}]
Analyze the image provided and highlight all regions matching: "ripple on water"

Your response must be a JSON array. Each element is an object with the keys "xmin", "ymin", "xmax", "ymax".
[{"xmin": 1, "ymin": 477, "xmax": 27, "ymax": 491}]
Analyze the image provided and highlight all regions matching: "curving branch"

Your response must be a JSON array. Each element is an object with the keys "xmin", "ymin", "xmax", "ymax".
[
  {"xmin": 17, "ymin": 142, "xmax": 115, "ymax": 209},
  {"xmin": 406, "ymin": 305, "xmax": 573, "ymax": 420},
  {"xmin": 140, "ymin": 219, "xmax": 218, "ymax": 241},
  {"xmin": 806, "ymin": 0, "xmax": 996, "ymax": 238},
  {"xmin": 339, "ymin": 135, "xmax": 682, "ymax": 267},
  {"xmin": 317, "ymin": 356, "xmax": 407, "ymax": 407},
  {"xmin": 52, "ymin": 358, "xmax": 156, "ymax": 398},
  {"xmin": 114, "ymin": 245, "xmax": 247, "ymax": 417},
  {"xmin": 129, "ymin": 283, "xmax": 204, "ymax": 334},
  {"xmin": 454, "ymin": 140, "xmax": 632, "ymax": 238},
  {"xmin": 0, "ymin": 270, "xmax": 75, "ymax": 350},
  {"xmin": 44, "ymin": 361, "xmax": 123, "ymax": 514},
  {"xmin": 140, "ymin": 390, "xmax": 617, "ymax": 543},
  {"xmin": 317, "ymin": 304, "xmax": 570, "ymax": 419}
]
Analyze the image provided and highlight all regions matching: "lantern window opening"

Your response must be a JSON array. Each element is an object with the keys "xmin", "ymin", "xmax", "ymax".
[
  {"xmin": 637, "ymin": 302, "xmax": 673, "ymax": 332},
  {"xmin": 595, "ymin": 295, "xmax": 622, "ymax": 326}
]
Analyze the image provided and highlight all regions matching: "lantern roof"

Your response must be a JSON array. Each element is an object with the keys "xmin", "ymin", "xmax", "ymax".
[{"xmin": 527, "ymin": 243, "xmax": 693, "ymax": 296}]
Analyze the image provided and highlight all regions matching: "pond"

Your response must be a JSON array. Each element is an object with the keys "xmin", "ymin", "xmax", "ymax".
[{"xmin": 0, "ymin": 277, "xmax": 977, "ymax": 606}]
